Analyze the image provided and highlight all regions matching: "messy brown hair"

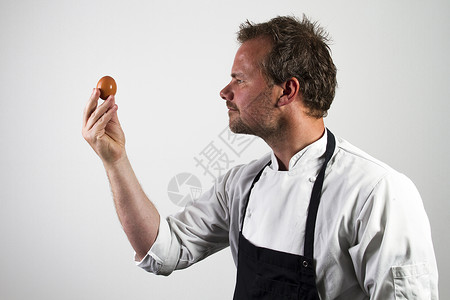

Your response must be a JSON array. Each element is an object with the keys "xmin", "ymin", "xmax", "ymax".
[{"xmin": 238, "ymin": 15, "xmax": 337, "ymax": 118}]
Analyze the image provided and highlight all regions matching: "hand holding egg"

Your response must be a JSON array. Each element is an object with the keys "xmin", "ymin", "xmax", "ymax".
[{"xmin": 82, "ymin": 75, "xmax": 124, "ymax": 164}]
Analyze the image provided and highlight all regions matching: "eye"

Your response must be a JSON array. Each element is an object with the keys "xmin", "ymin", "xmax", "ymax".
[{"xmin": 231, "ymin": 73, "xmax": 245, "ymax": 85}]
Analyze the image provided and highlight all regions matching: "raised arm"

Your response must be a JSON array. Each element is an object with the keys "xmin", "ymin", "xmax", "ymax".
[{"xmin": 82, "ymin": 88, "xmax": 160, "ymax": 260}]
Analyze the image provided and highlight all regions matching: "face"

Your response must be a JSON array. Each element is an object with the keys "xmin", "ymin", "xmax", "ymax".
[{"xmin": 220, "ymin": 38, "xmax": 284, "ymax": 138}]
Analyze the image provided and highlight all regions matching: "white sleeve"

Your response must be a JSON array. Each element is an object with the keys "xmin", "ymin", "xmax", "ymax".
[
  {"xmin": 348, "ymin": 172, "xmax": 439, "ymax": 299},
  {"xmin": 135, "ymin": 172, "xmax": 232, "ymax": 276},
  {"xmin": 135, "ymin": 216, "xmax": 173, "ymax": 274}
]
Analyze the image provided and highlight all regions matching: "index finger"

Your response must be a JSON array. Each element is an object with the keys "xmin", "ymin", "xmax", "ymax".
[{"xmin": 83, "ymin": 88, "xmax": 101, "ymax": 127}]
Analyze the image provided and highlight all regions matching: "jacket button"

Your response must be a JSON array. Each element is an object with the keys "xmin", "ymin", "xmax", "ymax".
[{"xmin": 303, "ymin": 260, "xmax": 308, "ymax": 267}]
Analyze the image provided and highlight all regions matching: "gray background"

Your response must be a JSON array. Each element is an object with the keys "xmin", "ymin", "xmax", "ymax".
[{"xmin": 1, "ymin": 0, "xmax": 448, "ymax": 299}]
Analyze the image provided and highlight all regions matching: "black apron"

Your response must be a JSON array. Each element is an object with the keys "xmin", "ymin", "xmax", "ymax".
[{"xmin": 233, "ymin": 129, "xmax": 336, "ymax": 300}]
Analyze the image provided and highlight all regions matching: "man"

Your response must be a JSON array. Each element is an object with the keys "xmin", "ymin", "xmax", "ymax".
[{"xmin": 82, "ymin": 16, "xmax": 438, "ymax": 299}]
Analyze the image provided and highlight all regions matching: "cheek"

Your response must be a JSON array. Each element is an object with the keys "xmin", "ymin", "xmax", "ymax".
[{"xmin": 235, "ymin": 90, "xmax": 257, "ymax": 109}]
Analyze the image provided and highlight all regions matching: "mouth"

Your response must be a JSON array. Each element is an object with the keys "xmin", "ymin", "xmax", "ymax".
[{"xmin": 226, "ymin": 101, "xmax": 238, "ymax": 112}]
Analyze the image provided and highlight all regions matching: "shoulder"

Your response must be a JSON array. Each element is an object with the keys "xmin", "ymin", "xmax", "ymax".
[
  {"xmin": 212, "ymin": 152, "xmax": 271, "ymax": 204},
  {"xmin": 220, "ymin": 152, "xmax": 272, "ymax": 188},
  {"xmin": 330, "ymin": 136, "xmax": 417, "ymax": 200},
  {"xmin": 334, "ymin": 136, "xmax": 393, "ymax": 174},
  {"xmin": 333, "ymin": 136, "xmax": 399, "ymax": 179}
]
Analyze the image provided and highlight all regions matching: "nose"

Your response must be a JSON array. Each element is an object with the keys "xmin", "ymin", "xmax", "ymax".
[{"xmin": 220, "ymin": 83, "xmax": 233, "ymax": 101}]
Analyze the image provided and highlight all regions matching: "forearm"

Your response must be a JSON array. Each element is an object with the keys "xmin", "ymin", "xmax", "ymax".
[{"xmin": 104, "ymin": 154, "xmax": 160, "ymax": 261}]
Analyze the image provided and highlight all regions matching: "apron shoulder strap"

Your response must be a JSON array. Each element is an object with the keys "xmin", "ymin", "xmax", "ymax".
[
  {"xmin": 304, "ymin": 129, "xmax": 336, "ymax": 259},
  {"xmin": 240, "ymin": 160, "xmax": 271, "ymax": 231}
]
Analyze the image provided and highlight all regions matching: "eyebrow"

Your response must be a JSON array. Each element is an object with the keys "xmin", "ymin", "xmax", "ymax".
[{"xmin": 231, "ymin": 72, "xmax": 245, "ymax": 78}]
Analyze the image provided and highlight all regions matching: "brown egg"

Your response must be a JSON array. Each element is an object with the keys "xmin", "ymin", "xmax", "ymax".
[{"xmin": 96, "ymin": 76, "xmax": 117, "ymax": 100}]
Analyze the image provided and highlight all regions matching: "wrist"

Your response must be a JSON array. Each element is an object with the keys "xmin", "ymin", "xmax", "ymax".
[{"xmin": 102, "ymin": 152, "xmax": 130, "ymax": 172}]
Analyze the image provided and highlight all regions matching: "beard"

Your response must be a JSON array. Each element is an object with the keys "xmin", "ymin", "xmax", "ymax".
[
  {"xmin": 228, "ymin": 113, "xmax": 253, "ymax": 135},
  {"xmin": 228, "ymin": 89, "xmax": 286, "ymax": 141}
]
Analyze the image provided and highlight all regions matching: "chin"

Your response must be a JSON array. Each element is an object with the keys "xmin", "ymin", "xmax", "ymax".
[{"xmin": 229, "ymin": 121, "xmax": 252, "ymax": 135}]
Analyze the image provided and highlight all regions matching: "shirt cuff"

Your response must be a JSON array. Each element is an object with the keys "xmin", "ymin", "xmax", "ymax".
[{"xmin": 135, "ymin": 216, "xmax": 172, "ymax": 274}]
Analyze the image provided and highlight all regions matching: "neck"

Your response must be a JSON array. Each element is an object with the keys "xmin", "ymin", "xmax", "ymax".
[{"xmin": 265, "ymin": 117, "xmax": 325, "ymax": 171}]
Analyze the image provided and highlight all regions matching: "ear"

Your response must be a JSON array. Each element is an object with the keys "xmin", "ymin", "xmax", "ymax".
[{"xmin": 276, "ymin": 77, "xmax": 300, "ymax": 107}]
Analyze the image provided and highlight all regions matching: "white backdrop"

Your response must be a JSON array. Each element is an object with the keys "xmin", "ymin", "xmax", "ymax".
[{"xmin": 1, "ymin": 0, "xmax": 449, "ymax": 299}]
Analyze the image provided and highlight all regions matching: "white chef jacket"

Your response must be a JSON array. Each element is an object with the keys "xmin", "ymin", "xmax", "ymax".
[{"xmin": 137, "ymin": 130, "xmax": 439, "ymax": 299}]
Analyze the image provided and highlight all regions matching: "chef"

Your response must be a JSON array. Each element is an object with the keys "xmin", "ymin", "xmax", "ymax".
[{"xmin": 82, "ymin": 15, "xmax": 439, "ymax": 299}]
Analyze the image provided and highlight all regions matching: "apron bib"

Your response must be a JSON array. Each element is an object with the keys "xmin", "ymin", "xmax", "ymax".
[{"xmin": 233, "ymin": 129, "xmax": 336, "ymax": 300}]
